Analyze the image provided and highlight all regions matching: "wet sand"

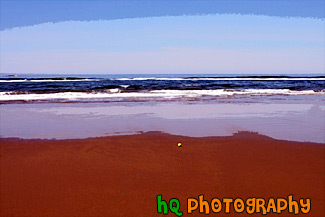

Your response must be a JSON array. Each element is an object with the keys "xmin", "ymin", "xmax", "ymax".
[
  {"xmin": 0, "ymin": 132, "xmax": 324, "ymax": 216},
  {"xmin": 1, "ymin": 101, "xmax": 325, "ymax": 143}
]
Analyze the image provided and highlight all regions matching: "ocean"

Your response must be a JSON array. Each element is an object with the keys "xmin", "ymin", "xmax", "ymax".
[
  {"xmin": 1, "ymin": 74, "xmax": 324, "ymax": 142},
  {"xmin": 0, "ymin": 74, "xmax": 324, "ymax": 103}
]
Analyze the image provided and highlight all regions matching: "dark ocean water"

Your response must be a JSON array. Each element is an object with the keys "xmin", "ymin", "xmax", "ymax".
[{"xmin": 0, "ymin": 74, "xmax": 324, "ymax": 103}]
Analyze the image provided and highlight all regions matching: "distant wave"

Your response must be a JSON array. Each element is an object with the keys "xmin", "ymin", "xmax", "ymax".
[
  {"xmin": 0, "ymin": 78, "xmax": 100, "ymax": 83},
  {"xmin": 1, "ymin": 76, "xmax": 324, "ymax": 82},
  {"xmin": 113, "ymin": 77, "xmax": 325, "ymax": 81}
]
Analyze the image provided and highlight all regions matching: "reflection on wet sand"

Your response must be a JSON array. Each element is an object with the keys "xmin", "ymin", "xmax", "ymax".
[{"xmin": 1, "ymin": 99, "xmax": 324, "ymax": 143}]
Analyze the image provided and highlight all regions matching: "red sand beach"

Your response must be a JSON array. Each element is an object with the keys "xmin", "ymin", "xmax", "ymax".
[{"xmin": 0, "ymin": 132, "xmax": 324, "ymax": 216}]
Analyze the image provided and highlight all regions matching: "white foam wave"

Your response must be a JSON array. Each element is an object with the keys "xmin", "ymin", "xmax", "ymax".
[{"xmin": 0, "ymin": 89, "xmax": 323, "ymax": 101}]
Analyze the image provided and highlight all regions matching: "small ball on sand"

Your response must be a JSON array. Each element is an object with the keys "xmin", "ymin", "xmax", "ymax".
[{"xmin": 178, "ymin": 143, "xmax": 182, "ymax": 147}]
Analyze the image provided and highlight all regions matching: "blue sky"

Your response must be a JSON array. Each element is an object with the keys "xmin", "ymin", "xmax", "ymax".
[{"xmin": 0, "ymin": 0, "xmax": 324, "ymax": 74}]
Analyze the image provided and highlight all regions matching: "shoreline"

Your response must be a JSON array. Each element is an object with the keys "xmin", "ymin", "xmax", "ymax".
[
  {"xmin": 1, "ymin": 130, "xmax": 325, "ymax": 144},
  {"xmin": 1, "ymin": 131, "xmax": 324, "ymax": 216},
  {"xmin": 1, "ymin": 100, "xmax": 324, "ymax": 143}
]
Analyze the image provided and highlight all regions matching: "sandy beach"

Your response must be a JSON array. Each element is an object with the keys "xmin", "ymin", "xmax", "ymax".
[{"xmin": 1, "ymin": 132, "xmax": 324, "ymax": 216}]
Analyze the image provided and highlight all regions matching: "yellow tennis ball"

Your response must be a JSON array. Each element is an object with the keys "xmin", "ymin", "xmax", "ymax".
[{"xmin": 178, "ymin": 143, "xmax": 182, "ymax": 147}]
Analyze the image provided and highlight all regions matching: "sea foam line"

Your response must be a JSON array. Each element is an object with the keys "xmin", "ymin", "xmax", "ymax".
[{"xmin": 0, "ymin": 89, "xmax": 323, "ymax": 101}]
